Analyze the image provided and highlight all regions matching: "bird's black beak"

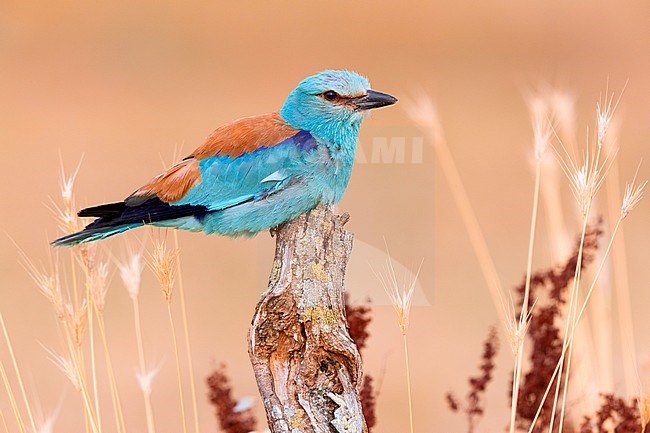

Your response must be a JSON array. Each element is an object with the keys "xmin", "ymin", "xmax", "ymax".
[{"xmin": 353, "ymin": 90, "xmax": 398, "ymax": 111}]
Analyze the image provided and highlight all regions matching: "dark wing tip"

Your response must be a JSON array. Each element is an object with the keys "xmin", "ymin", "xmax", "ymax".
[{"xmin": 78, "ymin": 202, "xmax": 126, "ymax": 218}]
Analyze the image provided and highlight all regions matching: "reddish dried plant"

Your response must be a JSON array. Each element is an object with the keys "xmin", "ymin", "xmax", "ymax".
[
  {"xmin": 345, "ymin": 294, "xmax": 377, "ymax": 431},
  {"xmin": 446, "ymin": 327, "xmax": 500, "ymax": 433},
  {"xmin": 450, "ymin": 221, "xmax": 644, "ymax": 433},
  {"xmin": 446, "ymin": 220, "xmax": 642, "ymax": 433},
  {"xmin": 513, "ymin": 222, "xmax": 603, "ymax": 432},
  {"xmin": 579, "ymin": 394, "xmax": 642, "ymax": 433},
  {"xmin": 360, "ymin": 375, "xmax": 378, "ymax": 429},
  {"xmin": 345, "ymin": 295, "xmax": 372, "ymax": 353},
  {"xmin": 206, "ymin": 364, "xmax": 256, "ymax": 433}
]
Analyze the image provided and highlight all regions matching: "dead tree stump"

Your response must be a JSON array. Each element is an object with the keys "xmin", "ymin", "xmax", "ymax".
[{"xmin": 248, "ymin": 204, "xmax": 367, "ymax": 433}]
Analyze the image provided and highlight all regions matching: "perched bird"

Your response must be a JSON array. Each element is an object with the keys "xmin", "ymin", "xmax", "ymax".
[{"xmin": 52, "ymin": 70, "xmax": 397, "ymax": 246}]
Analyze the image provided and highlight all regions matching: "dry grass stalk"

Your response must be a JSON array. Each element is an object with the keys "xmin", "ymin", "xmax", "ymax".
[
  {"xmin": 83, "ymin": 257, "xmax": 127, "ymax": 433},
  {"xmin": 587, "ymin": 208, "xmax": 615, "ymax": 397},
  {"xmin": 512, "ymin": 91, "xmax": 614, "ymax": 433},
  {"xmin": 27, "ymin": 264, "xmax": 100, "ymax": 433},
  {"xmin": 507, "ymin": 296, "xmax": 535, "ymax": 432},
  {"xmin": 49, "ymin": 162, "xmax": 86, "ymax": 311},
  {"xmin": 0, "ymin": 314, "xmax": 36, "ymax": 433},
  {"xmin": 59, "ymin": 301, "xmax": 97, "ymax": 433},
  {"xmin": 118, "ymin": 250, "xmax": 157, "ymax": 433},
  {"xmin": 554, "ymin": 90, "xmax": 628, "ymax": 433},
  {"xmin": 173, "ymin": 231, "xmax": 201, "ymax": 433},
  {"xmin": 91, "ymin": 300, "xmax": 126, "ymax": 433},
  {"xmin": 403, "ymin": 96, "xmax": 506, "ymax": 323},
  {"xmin": 0, "ymin": 350, "xmax": 26, "ymax": 433},
  {"xmin": 510, "ymin": 92, "xmax": 553, "ymax": 433},
  {"xmin": 62, "ymin": 164, "xmax": 107, "ymax": 433},
  {"xmin": 372, "ymin": 243, "xmax": 422, "ymax": 433},
  {"xmin": 547, "ymin": 90, "xmax": 601, "ymax": 418},
  {"xmin": 87, "ymin": 348, "xmax": 101, "ymax": 433},
  {"xmin": 33, "ymin": 163, "xmax": 105, "ymax": 433},
  {"xmin": 86, "ymin": 278, "xmax": 102, "ymax": 430},
  {"xmin": 540, "ymin": 142, "xmax": 572, "ymax": 260},
  {"xmin": 50, "ymin": 162, "xmax": 105, "ymax": 432},
  {"xmin": 0, "ymin": 410, "xmax": 8, "ymax": 433},
  {"xmin": 148, "ymin": 236, "xmax": 187, "ymax": 433},
  {"xmin": 549, "ymin": 181, "xmax": 594, "ymax": 433},
  {"xmin": 574, "ymin": 174, "xmax": 646, "ymax": 324},
  {"xmin": 44, "ymin": 343, "xmax": 101, "ymax": 433},
  {"xmin": 510, "ymin": 222, "xmax": 602, "ymax": 433},
  {"xmin": 525, "ymin": 171, "xmax": 645, "ymax": 433},
  {"xmin": 549, "ymin": 99, "xmax": 616, "ymax": 433}
]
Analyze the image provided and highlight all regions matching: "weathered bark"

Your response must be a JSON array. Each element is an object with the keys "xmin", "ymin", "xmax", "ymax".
[{"xmin": 248, "ymin": 204, "xmax": 366, "ymax": 433}]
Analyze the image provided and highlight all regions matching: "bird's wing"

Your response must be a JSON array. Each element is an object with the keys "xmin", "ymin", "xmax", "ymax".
[{"xmin": 126, "ymin": 112, "xmax": 316, "ymax": 211}]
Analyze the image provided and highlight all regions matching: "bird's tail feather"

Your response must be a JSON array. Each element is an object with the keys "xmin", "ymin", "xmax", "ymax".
[
  {"xmin": 51, "ymin": 223, "xmax": 142, "ymax": 247},
  {"xmin": 51, "ymin": 197, "xmax": 209, "ymax": 247}
]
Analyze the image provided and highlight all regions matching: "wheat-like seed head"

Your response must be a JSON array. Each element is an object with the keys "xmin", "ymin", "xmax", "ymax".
[
  {"xmin": 78, "ymin": 242, "xmax": 97, "ymax": 273},
  {"xmin": 21, "ymin": 256, "xmax": 65, "ymax": 320},
  {"xmin": 596, "ymin": 87, "xmax": 625, "ymax": 148},
  {"xmin": 553, "ymin": 87, "xmax": 625, "ymax": 217},
  {"xmin": 504, "ymin": 319, "xmax": 520, "ymax": 358},
  {"xmin": 49, "ymin": 198, "xmax": 80, "ymax": 236},
  {"xmin": 402, "ymin": 94, "xmax": 439, "ymax": 131},
  {"xmin": 554, "ymin": 137, "xmax": 615, "ymax": 216},
  {"xmin": 49, "ymin": 161, "xmax": 84, "ymax": 235},
  {"xmin": 64, "ymin": 300, "xmax": 88, "ymax": 348},
  {"xmin": 149, "ymin": 239, "xmax": 176, "ymax": 303},
  {"xmin": 88, "ymin": 262, "xmax": 109, "ymax": 312},
  {"xmin": 500, "ymin": 292, "xmax": 535, "ymax": 357},
  {"xmin": 136, "ymin": 366, "xmax": 161, "ymax": 396},
  {"xmin": 620, "ymin": 163, "xmax": 647, "ymax": 219},
  {"xmin": 528, "ymin": 96, "xmax": 552, "ymax": 160},
  {"xmin": 43, "ymin": 347, "xmax": 81, "ymax": 391},
  {"xmin": 59, "ymin": 162, "xmax": 77, "ymax": 205},
  {"xmin": 372, "ymin": 243, "xmax": 423, "ymax": 336},
  {"xmin": 118, "ymin": 252, "xmax": 144, "ymax": 299}
]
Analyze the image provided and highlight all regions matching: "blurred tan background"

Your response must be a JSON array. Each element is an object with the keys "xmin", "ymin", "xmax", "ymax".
[{"xmin": 2, "ymin": 1, "xmax": 650, "ymax": 432}]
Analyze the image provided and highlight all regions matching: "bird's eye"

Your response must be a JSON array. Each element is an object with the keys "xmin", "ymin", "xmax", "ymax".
[{"xmin": 322, "ymin": 90, "xmax": 339, "ymax": 101}]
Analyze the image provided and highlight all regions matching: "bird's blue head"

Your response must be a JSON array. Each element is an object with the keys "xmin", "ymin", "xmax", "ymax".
[{"xmin": 280, "ymin": 70, "xmax": 397, "ymax": 147}]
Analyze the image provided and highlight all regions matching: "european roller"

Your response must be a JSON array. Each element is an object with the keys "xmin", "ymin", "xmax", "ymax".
[{"xmin": 52, "ymin": 70, "xmax": 397, "ymax": 246}]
